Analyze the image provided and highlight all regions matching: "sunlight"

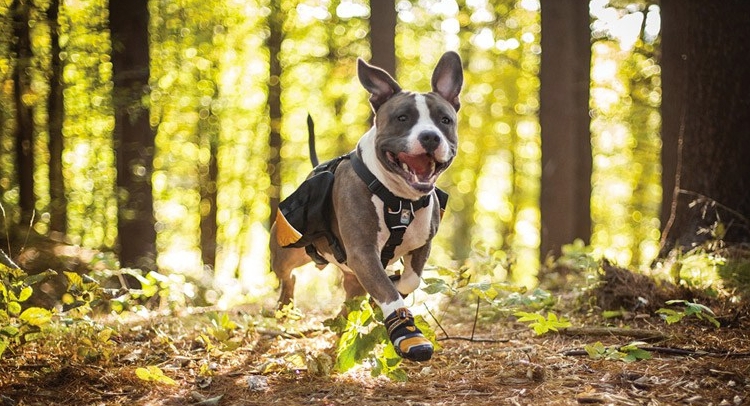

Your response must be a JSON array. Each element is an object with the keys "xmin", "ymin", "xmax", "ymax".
[{"xmin": 336, "ymin": 1, "xmax": 369, "ymax": 19}]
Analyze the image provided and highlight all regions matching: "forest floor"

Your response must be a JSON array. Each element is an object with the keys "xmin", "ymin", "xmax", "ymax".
[{"xmin": 1, "ymin": 265, "xmax": 749, "ymax": 406}]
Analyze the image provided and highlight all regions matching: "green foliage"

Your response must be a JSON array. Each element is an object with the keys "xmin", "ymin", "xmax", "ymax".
[
  {"xmin": 0, "ymin": 263, "xmax": 55, "ymax": 358},
  {"xmin": 201, "ymin": 312, "xmax": 242, "ymax": 352},
  {"xmin": 656, "ymin": 299, "xmax": 720, "ymax": 328},
  {"xmin": 584, "ymin": 341, "xmax": 652, "ymax": 363},
  {"xmin": 423, "ymin": 257, "xmax": 555, "ymax": 314},
  {"xmin": 514, "ymin": 311, "xmax": 571, "ymax": 335},
  {"xmin": 555, "ymin": 239, "xmax": 600, "ymax": 274},
  {"xmin": 324, "ymin": 297, "xmax": 438, "ymax": 381}
]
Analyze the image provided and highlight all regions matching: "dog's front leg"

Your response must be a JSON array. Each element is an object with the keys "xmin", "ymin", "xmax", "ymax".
[
  {"xmin": 393, "ymin": 244, "xmax": 431, "ymax": 297},
  {"xmin": 346, "ymin": 250, "xmax": 433, "ymax": 361}
]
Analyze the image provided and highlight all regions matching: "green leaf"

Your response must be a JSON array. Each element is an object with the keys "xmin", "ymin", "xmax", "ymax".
[
  {"xmin": 135, "ymin": 366, "xmax": 177, "ymax": 386},
  {"xmin": 7, "ymin": 301, "xmax": 21, "ymax": 316},
  {"xmin": 19, "ymin": 307, "xmax": 52, "ymax": 327},
  {"xmin": 584, "ymin": 342, "xmax": 606, "ymax": 359},
  {"xmin": 514, "ymin": 311, "xmax": 543, "ymax": 323},
  {"xmin": 623, "ymin": 348, "xmax": 652, "ymax": 362},
  {"xmin": 1, "ymin": 325, "xmax": 19, "ymax": 337},
  {"xmin": 0, "ymin": 337, "xmax": 8, "ymax": 358},
  {"xmin": 64, "ymin": 271, "xmax": 83, "ymax": 288},
  {"xmin": 23, "ymin": 270, "xmax": 57, "ymax": 286},
  {"xmin": 421, "ymin": 278, "xmax": 450, "ymax": 294},
  {"xmin": 17, "ymin": 286, "xmax": 33, "ymax": 302}
]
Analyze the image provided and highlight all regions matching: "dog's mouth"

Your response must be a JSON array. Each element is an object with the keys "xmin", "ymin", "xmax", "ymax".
[{"xmin": 386, "ymin": 151, "xmax": 450, "ymax": 193}]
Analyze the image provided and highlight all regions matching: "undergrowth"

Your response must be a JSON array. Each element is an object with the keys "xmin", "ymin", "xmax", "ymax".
[{"xmin": 1, "ymin": 235, "xmax": 749, "ymax": 382}]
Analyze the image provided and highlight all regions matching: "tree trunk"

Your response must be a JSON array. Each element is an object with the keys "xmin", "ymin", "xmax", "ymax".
[
  {"xmin": 109, "ymin": 0, "xmax": 157, "ymax": 272},
  {"xmin": 369, "ymin": 0, "xmax": 396, "ymax": 77},
  {"xmin": 12, "ymin": 0, "xmax": 35, "ymax": 227},
  {"xmin": 47, "ymin": 0, "xmax": 66, "ymax": 235},
  {"xmin": 266, "ymin": 7, "xmax": 283, "ymax": 227},
  {"xmin": 539, "ymin": 0, "xmax": 592, "ymax": 259},
  {"xmin": 659, "ymin": 0, "xmax": 750, "ymax": 254},
  {"xmin": 199, "ymin": 116, "xmax": 218, "ymax": 269}
]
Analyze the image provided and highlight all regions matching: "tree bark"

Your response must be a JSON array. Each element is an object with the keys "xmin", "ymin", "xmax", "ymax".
[
  {"xmin": 539, "ymin": 0, "xmax": 592, "ymax": 259},
  {"xmin": 369, "ymin": 0, "xmax": 396, "ymax": 77},
  {"xmin": 109, "ymin": 0, "xmax": 157, "ymax": 272},
  {"xmin": 659, "ymin": 0, "xmax": 750, "ymax": 254},
  {"xmin": 266, "ymin": 6, "xmax": 283, "ymax": 227},
  {"xmin": 12, "ymin": 0, "xmax": 35, "ymax": 227},
  {"xmin": 199, "ymin": 114, "xmax": 218, "ymax": 269},
  {"xmin": 47, "ymin": 0, "xmax": 66, "ymax": 234}
]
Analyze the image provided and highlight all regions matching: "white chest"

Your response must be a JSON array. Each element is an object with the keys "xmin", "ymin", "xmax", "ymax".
[{"xmin": 371, "ymin": 195, "xmax": 433, "ymax": 264}]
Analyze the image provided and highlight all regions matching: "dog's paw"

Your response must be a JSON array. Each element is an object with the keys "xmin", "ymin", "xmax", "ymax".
[
  {"xmin": 384, "ymin": 308, "xmax": 433, "ymax": 362},
  {"xmin": 388, "ymin": 274, "xmax": 409, "ymax": 299}
]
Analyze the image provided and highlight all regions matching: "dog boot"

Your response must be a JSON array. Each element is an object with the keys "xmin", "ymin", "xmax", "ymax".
[{"xmin": 384, "ymin": 308, "xmax": 433, "ymax": 361}]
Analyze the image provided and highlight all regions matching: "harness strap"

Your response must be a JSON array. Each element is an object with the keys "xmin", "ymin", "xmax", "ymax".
[{"xmin": 349, "ymin": 152, "xmax": 432, "ymax": 268}]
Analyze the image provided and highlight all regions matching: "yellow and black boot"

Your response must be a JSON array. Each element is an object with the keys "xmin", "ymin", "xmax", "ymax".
[{"xmin": 384, "ymin": 308, "xmax": 433, "ymax": 361}]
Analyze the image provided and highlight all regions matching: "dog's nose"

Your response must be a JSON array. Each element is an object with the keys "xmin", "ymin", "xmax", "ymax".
[{"xmin": 418, "ymin": 131, "xmax": 441, "ymax": 153}]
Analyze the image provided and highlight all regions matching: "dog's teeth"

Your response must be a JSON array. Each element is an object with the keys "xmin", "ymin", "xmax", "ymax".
[{"xmin": 401, "ymin": 162, "xmax": 410, "ymax": 173}]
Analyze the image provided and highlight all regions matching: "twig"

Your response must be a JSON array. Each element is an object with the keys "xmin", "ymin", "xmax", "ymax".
[
  {"xmin": 563, "ymin": 346, "xmax": 750, "ymax": 358},
  {"xmin": 558, "ymin": 327, "xmax": 668, "ymax": 341},
  {"xmin": 436, "ymin": 336, "xmax": 510, "ymax": 343},
  {"xmin": 471, "ymin": 295, "xmax": 480, "ymax": 341},
  {"xmin": 423, "ymin": 303, "xmax": 449, "ymax": 338},
  {"xmin": 423, "ymin": 303, "xmax": 510, "ymax": 343}
]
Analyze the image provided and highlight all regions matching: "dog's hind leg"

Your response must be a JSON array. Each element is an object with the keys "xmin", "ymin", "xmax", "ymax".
[
  {"xmin": 342, "ymin": 271, "xmax": 367, "ymax": 301},
  {"xmin": 270, "ymin": 223, "xmax": 311, "ymax": 308}
]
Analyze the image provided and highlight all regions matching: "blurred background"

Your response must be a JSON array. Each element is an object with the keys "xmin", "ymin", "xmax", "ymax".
[{"xmin": 0, "ymin": 0, "xmax": 663, "ymax": 310}]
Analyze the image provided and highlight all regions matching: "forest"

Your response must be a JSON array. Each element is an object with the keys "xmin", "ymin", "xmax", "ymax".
[{"xmin": 1, "ymin": 0, "xmax": 749, "ymax": 405}]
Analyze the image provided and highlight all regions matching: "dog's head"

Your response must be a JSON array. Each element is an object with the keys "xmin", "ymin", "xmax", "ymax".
[{"xmin": 357, "ymin": 51, "xmax": 463, "ymax": 197}]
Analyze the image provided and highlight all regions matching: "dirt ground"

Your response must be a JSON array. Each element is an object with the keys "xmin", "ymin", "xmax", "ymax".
[{"xmin": 1, "ymin": 268, "xmax": 749, "ymax": 406}]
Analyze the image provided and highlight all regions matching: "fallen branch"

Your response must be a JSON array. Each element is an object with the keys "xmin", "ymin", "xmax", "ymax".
[
  {"xmin": 563, "ymin": 346, "xmax": 750, "ymax": 358},
  {"xmin": 558, "ymin": 326, "xmax": 668, "ymax": 341}
]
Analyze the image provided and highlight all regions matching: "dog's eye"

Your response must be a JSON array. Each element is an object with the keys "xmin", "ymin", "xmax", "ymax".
[
  {"xmin": 441, "ymin": 117, "xmax": 452, "ymax": 125},
  {"xmin": 398, "ymin": 115, "xmax": 408, "ymax": 122}
]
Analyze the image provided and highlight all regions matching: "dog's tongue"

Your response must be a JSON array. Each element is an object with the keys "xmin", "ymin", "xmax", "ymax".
[{"xmin": 398, "ymin": 152, "xmax": 434, "ymax": 180}]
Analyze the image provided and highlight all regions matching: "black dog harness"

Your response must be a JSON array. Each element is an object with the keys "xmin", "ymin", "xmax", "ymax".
[{"xmin": 275, "ymin": 151, "xmax": 448, "ymax": 268}]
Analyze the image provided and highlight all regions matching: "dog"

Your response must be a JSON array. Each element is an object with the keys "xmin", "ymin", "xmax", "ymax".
[{"xmin": 270, "ymin": 51, "xmax": 463, "ymax": 361}]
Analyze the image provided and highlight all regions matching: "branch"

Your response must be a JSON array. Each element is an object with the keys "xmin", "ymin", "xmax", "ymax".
[
  {"xmin": 563, "ymin": 346, "xmax": 750, "ymax": 358},
  {"xmin": 558, "ymin": 326, "xmax": 668, "ymax": 341}
]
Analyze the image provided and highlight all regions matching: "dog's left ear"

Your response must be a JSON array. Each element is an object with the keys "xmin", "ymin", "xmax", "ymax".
[{"xmin": 431, "ymin": 51, "xmax": 463, "ymax": 111}]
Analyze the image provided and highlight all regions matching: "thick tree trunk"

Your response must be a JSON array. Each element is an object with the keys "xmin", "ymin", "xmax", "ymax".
[
  {"xmin": 47, "ymin": 0, "xmax": 66, "ymax": 234},
  {"xmin": 109, "ymin": 0, "xmax": 157, "ymax": 272},
  {"xmin": 539, "ymin": 0, "xmax": 592, "ymax": 259},
  {"xmin": 12, "ymin": 0, "xmax": 35, "ymax": 226},
  {"xmin": 659, "ymin": 0, "xmax": 750, "ymax": 254},
  {"xmin": 369, "ymin": 0, "xmax": 396, "ymax": 77}
]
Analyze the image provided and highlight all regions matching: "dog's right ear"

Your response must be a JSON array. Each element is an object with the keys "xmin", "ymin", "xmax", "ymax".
[{"xmin": 357, "ymin": 58, "xmax": 402, "ymax": 112}]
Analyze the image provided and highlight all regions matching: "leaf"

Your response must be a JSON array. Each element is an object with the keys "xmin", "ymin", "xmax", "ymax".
[
  {"xmin": 19, "ymin": 307, "xmax": 52, "ymax": 327},
  {"xmin": 0, "ymin": 337, "xmax": 7, "ymax": 358},
  {"xmin": 97, "ymin": 328, "xmax": 114, "ymax": 343},
  {"xmin": 135, "ymin": 366, "xmax": 177, "ymax": 386},
  {"xmin": 622, "ymin": 348, "xmax": 652, "ymax": 362},
  {"xmin": 64, "ymin": 271, "xmax": 83, "ymax": 289},
  {"xmin": 17, "ymin": 286, "xmax": 33, "ymax": 302},
  {"xmin": 584, "ymin": 342, "xmax": 606, "ymax": 359},
  {"xmin": 7, "ymin": 301, "xmax": 21, "ymax": 316},
  {"xmin": 23, "ymin": 270, "xmax": 57, "ymax": 286},
  {"xmin": 1, "ymin": 325, "xmax": 19, "ymax": 337},
  {"xmin": 514, "ymin": 311, "xmax": 543, "ymax": 323},
  {"xmin": 421, "ymin": 278, "xmax": 450, "ymax": 294}
]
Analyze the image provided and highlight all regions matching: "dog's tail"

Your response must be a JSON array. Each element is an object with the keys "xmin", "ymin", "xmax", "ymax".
[{"xmin": 307, "ymin": 113, "xmax": 319, "ymax": 167}]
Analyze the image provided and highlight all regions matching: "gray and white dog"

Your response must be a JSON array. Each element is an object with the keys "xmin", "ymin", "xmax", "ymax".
[{"xmin": 270, "ymin": 51, "xmax": 463, "ymax": 361}]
